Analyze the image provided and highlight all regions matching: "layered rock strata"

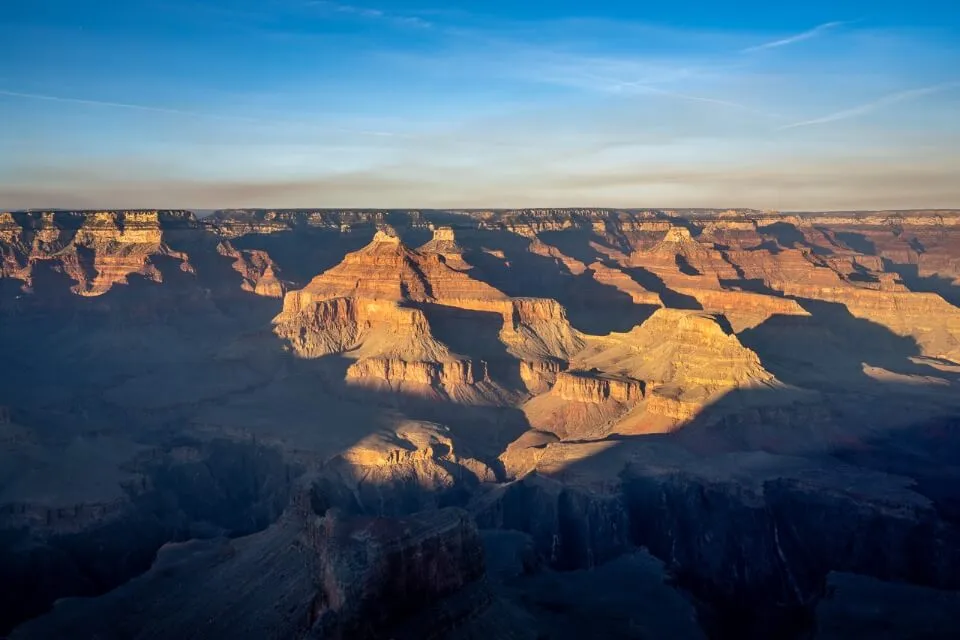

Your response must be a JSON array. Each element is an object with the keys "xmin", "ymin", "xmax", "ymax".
[{"xmin": 273, "ymin": 227, "xmax": 582, "ymax": 395}]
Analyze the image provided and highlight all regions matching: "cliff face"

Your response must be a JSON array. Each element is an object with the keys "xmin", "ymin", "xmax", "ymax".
[
  {"xmin": 346, "ymin": 357, "xmax": 487, "ymax": 392},
  {"xmin": 476, "ymin": 440, "xmax": 960, "ymax": 637},
  {"xmin": 503, "ymin": 298, "xmax": 585, "ymax": 360},
  {"xmin": 418, "ymin": 225, "xmax": 472, "ymax": 270},
  {"xmin": 313, "ymin": 507, "xmax": 486, "ymax": 639},
  {"xmin": 289, "ymin": 227, "xmax": 507, "ymax": 305},
  {"xmin": 778, "ymin": 285, "xmax": 960, "ymax": 361},
  {"xmin": 519, "ymin": 359, "xmax": 567, "ymax": 393},
  {"xmin": 10, "ymin": 503, "xmax": 489, "ymax": 640},
  {"xmin": 553, "ymin": 371, "xmax": 644, "ymax": 404},
  {"xmin": 5, "ymin": 208, "xmax": 960, "ymax": 640},
  {"xmin": 520, "ymin": 370, "xmax": 646, "ymax": 441},
  {"xmin": 0, "ymin": 211, "xmax": 197, "ymax": 297}
]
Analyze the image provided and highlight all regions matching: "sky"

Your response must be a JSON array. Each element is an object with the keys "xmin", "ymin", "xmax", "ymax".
[{"xmin": 1, "ymin": 0, "xmax": 959, "ymax": 210}]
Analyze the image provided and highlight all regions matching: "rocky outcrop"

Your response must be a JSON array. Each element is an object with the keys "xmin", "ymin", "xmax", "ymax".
[
  {"xmin": 503, "ymin": 298, "xmax": 584, "ymax": 360},
  {"xmin": 518, "ymin": 370, "xmax": 645, "ymax": 441},
  {"xmin": 778, "ymin": 285, "xmax": 960, "ymax": 361},
  {"xmin": 309, "ymin": 422, "xmax": 499, "ymax": 518},
  {"xmin": 685, "ymin": 289, "xmax": 809, "ymax": 331},
  {"xmin": 588, "ymin": 261, "xmax": 663, "ymax": 306},
  {"xmin": 725, "ymin": 247, "xmax": 847, "ymax": 291},
  {"xmin": 216, "ymin": 241, "xmax": 285, "ymax": 297},
  {"xmin": 275, "ymin": 297, "xmax": 450, "ymax": 362},
  {"xmin": 553, "ymin": 371, "xmax": 644, "ymax": 404},
  {"xmin": 645, "ymin": 387, "xmax": 706, "ymax": 421},
  {"xmin": 518, "ymin": 359, "xmax": 567, "ymax": 393},
  {"xmin": 312, "ymin": 507, "xmax": 486, "ymax": 639},
  {"xmin": 418, "ymin": 225, "xmax": 471, "ymax": 270},
  {"xmin": 346, "ymin": 357, "xmax": 487, "ymax": 392},
  {"xmin": 289, "ymin": 226, "xmax": 508, "ymax": 305},
  {"xmin": 512, "ymin": 310, "xmax": 774, "ymax": 437},
  {"xmin": 577, "ymin": 309, "xmax": 773, "ymax": 391}
]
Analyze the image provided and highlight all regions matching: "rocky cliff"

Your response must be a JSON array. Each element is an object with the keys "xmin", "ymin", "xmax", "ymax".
[
  {"xmin": 10, "ymin": 503, "xmax": 488, "ymax": 640},
  {"xmin": 272, "ymin": 226, "xmax": 583, "ymax": 396},
  {"xmin": 476, "ymin": 439, "xmax": 960, "ymax": 637},
  {"xmin": 4, "ymin": 208, "xmax": 960, "ymax": 639},
  {"xmin": 0, "ymin": 210, "xmax": 196, "ymax": 296},
  {"xmin": 313, "ymin": 507, "xmax": 486, "ymax": 639}
]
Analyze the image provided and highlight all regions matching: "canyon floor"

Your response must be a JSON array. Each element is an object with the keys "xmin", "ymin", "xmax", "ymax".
[{"xmin": 2, "ymin": 208, "xmax": 960, "ymax": 639}]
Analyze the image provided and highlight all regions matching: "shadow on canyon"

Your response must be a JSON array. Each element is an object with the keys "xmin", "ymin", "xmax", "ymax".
[
  {"xmin": 537, "ymin": 305, "xmax": 960, "ymax": 638},
  {"xmin": 886, "ymin": 262, "xmax": 960, "ymax": 308},
  {"xmin": 536, "ymin": 227, "xmax": 706, "ymax": 312},
  {"xmin": 227, "ymin": 227, "xmax": 376, "ymax": 289},
  {"xmin": 455, "ymin": 228, "xmax": 658, "ymax": 335},
  {"xmin": 2, "ymin": 232, "xmax": 960, "ymax": 638},
  {"xmin": 539, "ymin": 382, "xmax": 960, "ymax": 638},
  {"xmin": 809, "ymin": 227, "xmax": 960, "ymax": 309},
  {"xmin": 758, "ymin": 222, "xmax": 833, "ymax": 256},
  {"xmin": 740, "ymin": 297, "xmax": 960, "ymax": 388},
  {"xmin": 0, "ymin": 248, "xmax": 535, "ymax": 632}
]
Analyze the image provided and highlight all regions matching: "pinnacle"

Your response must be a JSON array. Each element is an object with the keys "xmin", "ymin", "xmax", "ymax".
[{"xmin": 371, "ymin": 225, "xmax": 402, "ymax": 244}]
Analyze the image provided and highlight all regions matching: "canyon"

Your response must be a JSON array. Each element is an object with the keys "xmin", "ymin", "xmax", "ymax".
[{"xmin": 2, "ymin": 208, "xmax": 960, "ymax": 638}]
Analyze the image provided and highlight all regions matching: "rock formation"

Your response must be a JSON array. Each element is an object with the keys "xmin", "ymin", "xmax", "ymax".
[
  {"xmin": 0, "ymin": 211, "xmax": 196, "ymax": 296},
  {"xmin": 313, "ymin": 507, "xmax": 486, "ymax": 639},
  {"xmin": 477, "ymin": 439, "xmax": 960, "ymax": 637},
  {"xmin": 216, "ymin": 240, "xmax": 285, "ymax": 297},
  {"xmin": 419, "ymin": 225, "xmax": 472, "ymax": 270},
  {"xmin": 273, "ymin": 226, "xmax": 583, "ymax": 396},
  {"xmin": 4, "ymin": 208, "xmax": 960, "ymax": 639},
  {"xmin": 10, "ymin": 504, "xmax": 488, "ymax": 640}
]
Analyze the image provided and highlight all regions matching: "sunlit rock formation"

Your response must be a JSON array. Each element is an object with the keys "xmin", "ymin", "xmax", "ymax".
[{"xmin": 273, "ymin": 225, "xmax": 583, "ymax": 396}]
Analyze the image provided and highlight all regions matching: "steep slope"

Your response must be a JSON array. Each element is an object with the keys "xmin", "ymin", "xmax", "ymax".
[
  {"xmin": 512, "ymin": 309, "xmax": 774, "ymax": 446},
  {"xmin": 273, "ymin": 226, "xmax": 583, "ymax": 397}
]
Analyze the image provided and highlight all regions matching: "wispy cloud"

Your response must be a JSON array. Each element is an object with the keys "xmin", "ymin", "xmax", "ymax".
[
  {"xmin": 779, "ymin": 81, "xmax": 960, "ymax": 129},
  {"xmin": 0, "ymin": 89, "xmax": 252, "ymax": 120},
  {"xmin": 0, "ymin": 89, "xmax": 404, "ymax": 137},
  {"xmin": 742, "ymin": 21, "xmax": 844, "ymax": 53},
  {"xmin": 585, "ymin": 76, "xmax": 778, "ymax": 118},
  {"xmin": 305, "ymin": 1, "xmax": 431, "ymax": 28}
]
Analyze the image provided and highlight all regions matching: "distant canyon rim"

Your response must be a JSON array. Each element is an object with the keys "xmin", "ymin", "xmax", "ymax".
[{"xmin": 2, "ymin": 207, "xmax": 960, "ymax": 639}]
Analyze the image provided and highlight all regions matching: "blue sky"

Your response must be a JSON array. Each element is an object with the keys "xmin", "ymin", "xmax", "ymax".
[{"xmin": 1, "ymin": 0, "xmax": 959, "ymax": 210}]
